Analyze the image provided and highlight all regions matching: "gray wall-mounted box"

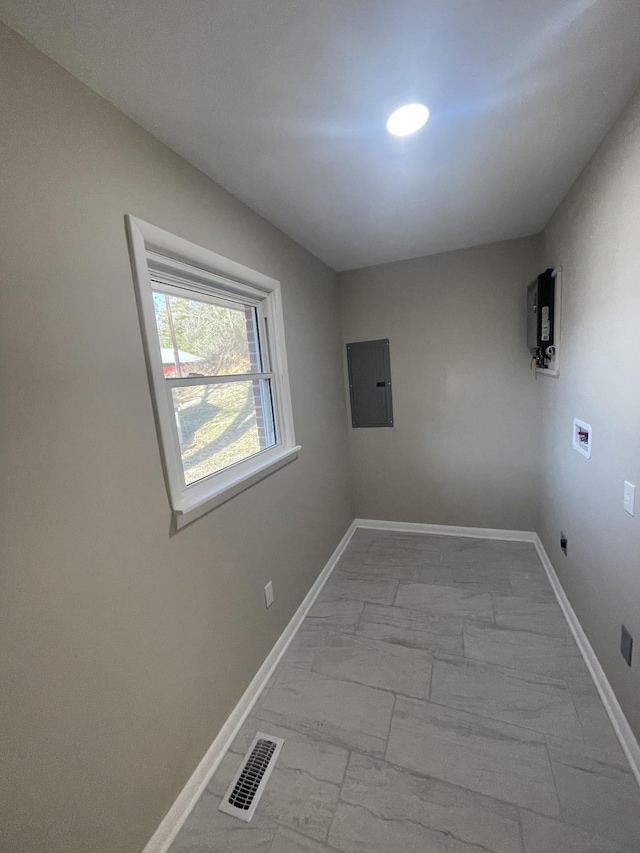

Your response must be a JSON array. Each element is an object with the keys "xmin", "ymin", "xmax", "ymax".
[{"xmin": 346, "ymin": 338, "xmax": 394, "ymax": 428}]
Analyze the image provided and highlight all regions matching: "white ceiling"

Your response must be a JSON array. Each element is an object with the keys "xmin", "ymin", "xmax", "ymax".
[{"xmin": 2, "ymin": 1, "xmax": 640, "ymax": 271}]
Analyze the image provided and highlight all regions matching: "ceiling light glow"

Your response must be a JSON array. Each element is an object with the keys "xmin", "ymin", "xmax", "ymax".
[{"xmin": 386, "ymin": 103, "xmax": 430, "ymax": 136}]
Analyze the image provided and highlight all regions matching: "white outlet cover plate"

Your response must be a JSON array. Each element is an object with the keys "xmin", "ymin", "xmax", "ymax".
[
  {"xmin": 264, "ymin": 581, "xmax": 274, "ymax": 608},
  {"xmin": 624, "ymin": 481, "xmax": 635, "ymax": 516}
]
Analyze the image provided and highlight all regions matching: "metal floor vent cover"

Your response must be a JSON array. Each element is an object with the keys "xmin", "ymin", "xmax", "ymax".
[{"xmin": 218, "ymin": 733, "xmax": 284, "ymax": 822}]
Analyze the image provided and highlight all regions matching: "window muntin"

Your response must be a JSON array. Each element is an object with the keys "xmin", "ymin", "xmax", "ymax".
[{"xmin": 126, "ymin": 216, "xmax": 299, "ymax": 521}]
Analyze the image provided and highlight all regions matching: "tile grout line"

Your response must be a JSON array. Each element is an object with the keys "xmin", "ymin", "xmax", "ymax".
[
  {"xmin": 427, "ymin": 649, "xmax": 435, "ymax": 700},
  {"xmin": 383, "ymin": 693, "xmax": 400, "ymax": 762},
  {"xmin": 323, "ymin": 749, "xmax": 354, "ymax": 850},
  {"xmin": 340, "ymin": 744, "xmax": 625, "ymax": 843},
  {"xmin": 516, "ymin": 808, "xmax": 526, "ymax": 853},
  {"xmin": 563, "ymin": 679, "xmax": 589, "ymax": 746},
  {"xmin": 392, "ymin": 689, "xmax": 571, "ymax": 743},
  {"xmin": 543, "ymin": 739, "xmax": 564, "ymax": 824},
  {"xmin": 415, "ymin": 693, "xmax": 582, "ymax": 745}
]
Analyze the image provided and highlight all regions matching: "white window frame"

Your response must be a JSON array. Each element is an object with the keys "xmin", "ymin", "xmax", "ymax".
[{"xmin": 126, "ymin": 216, "xmax": 300, "ymax": 526}]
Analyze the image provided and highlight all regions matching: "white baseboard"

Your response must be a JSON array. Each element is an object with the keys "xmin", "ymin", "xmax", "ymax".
[
  {"xmin": 355, "ymin": 517, "xmax": 537, "ymax": 543},
  {"xmin": 141, "ymin": 519, "xmax": 358, "ymax": 853},
  {"xmin": 143, "ymin": 517, "xmax": 639, "ymax": 853},
  {"xmin": 533, "ymin": 535, "xmax": 640, "ymax": 788}
]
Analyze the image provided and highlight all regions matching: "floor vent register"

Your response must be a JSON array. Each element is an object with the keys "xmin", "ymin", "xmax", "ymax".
[{"xmin": 218, "ymin": 733, "xmax": 284, "ymax": 822}]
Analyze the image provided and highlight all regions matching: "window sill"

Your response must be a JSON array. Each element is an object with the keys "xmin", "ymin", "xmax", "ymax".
[{"xmin": 173, "ymin": 445, "xmax": 301, "ymax": 530}]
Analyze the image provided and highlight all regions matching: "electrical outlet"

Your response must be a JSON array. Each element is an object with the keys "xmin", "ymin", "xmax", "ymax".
[
  {"xmin": 264, "ymin": 581, "xmax": 274, "ymax": 608},
  {"xmin": 621, "ymin": 625, "xmax": 633, "ymax": 667},
  {"xmin": 560, "ymin": 532, "xmax": 568, "ymax": 555},
  {"xmin": 624, "ymin": 481, "xmax": 635, "ymax": 516}
]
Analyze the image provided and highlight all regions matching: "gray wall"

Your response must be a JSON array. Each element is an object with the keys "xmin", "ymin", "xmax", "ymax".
[
  {"xmin": 0, "ymin": 25, "xmax": 352, "ymax": 853},
  {"xmin": 338, "ymin": 237, "xmax": 542, "ymax": 531},
  {"xmin": 539, "ymin": 87, "xmax": 640, "ymax": 738}
]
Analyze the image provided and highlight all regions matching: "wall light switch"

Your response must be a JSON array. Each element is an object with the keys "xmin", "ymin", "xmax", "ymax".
[
  {"xmin": 264, "ymin": 581, "xmax": 274, "ymax": 608},
  {"xmin": 624, "ymin": 481, "xmax": 635, "ymax": 516}
]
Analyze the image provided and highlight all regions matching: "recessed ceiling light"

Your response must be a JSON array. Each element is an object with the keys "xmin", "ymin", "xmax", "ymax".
[{"xmin": 386, "ymin": 103, "xmax": 430, "ymax": 136}]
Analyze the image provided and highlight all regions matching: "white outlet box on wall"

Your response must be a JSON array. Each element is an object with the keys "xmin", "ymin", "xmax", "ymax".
[{"xmin": 573, "ymin": 418, "xmax": 592, "ymax": 459}]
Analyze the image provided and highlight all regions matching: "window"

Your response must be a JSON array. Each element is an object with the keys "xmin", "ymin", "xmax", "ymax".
[{"xmin": 126, "ymin": 216, "xmax": 299, "ymax": 525}]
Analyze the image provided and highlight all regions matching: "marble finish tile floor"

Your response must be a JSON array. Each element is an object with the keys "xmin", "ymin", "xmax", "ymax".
[{"xmin": 169, "ymin": 529, "xmax": 640, "ymax": 853}]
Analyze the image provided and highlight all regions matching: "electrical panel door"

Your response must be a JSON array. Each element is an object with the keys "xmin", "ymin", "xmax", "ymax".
[
  {"xmin": 527, "ymin": 269, "xmax": 555, "ymax": 351},
  {"xmin": 346, "ymin": 339, "xmax": 393, "ymax": 428}
]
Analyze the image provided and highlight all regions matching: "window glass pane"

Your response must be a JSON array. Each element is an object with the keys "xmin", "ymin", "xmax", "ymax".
[
  {"xmin": 152, "ymin": 290, "xmax": 262, "ymax": 377},
  {"xmin": 172, "ymin": 380, "xmax": 276, "ymax": 486}
]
